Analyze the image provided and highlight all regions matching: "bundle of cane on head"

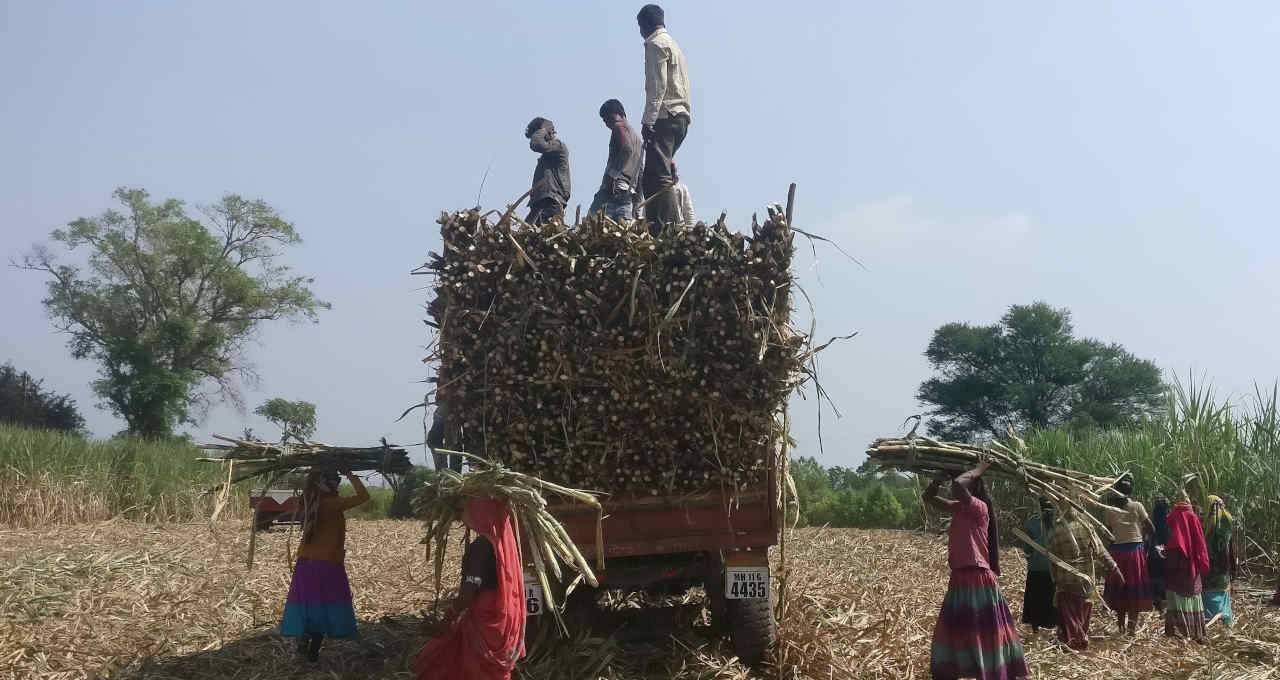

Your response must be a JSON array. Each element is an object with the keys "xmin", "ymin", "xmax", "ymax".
[
  {"xmin": 415, "ymin": 449, "xmax": 603, "ymax": 632},
  {"xmin": 867, "ymin": 429, "xmax": 1129, "ymax": 549}
]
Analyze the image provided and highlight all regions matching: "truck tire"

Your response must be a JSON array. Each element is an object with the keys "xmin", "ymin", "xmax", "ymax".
[{"xmin": 727, "ymin": 593, "xmax": 775, "ymax": 667}]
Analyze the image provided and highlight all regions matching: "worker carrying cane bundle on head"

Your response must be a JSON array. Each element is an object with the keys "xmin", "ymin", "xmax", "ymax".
[
  {"xmin": 281, "ymin": 467, "xmax": 369, "ymax": 662},
  {"xmin": 415, "ymin": 497, "xmax": 526, "ymax": 680}
]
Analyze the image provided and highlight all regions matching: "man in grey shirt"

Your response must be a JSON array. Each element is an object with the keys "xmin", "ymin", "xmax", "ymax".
[
  {"xmin": 588, "ymin": 99, "xmax": 643, "ymax": 223},
  {"xmin": 637, "ymin": 4, "xmax": 691, "ymax": 233},
  {"xmin": 524, "ymin": 117, "xmax": 571, "ymax": 224}
]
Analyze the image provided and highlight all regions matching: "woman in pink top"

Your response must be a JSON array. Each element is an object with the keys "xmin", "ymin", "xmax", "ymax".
[{"xmin": 923, "ymin": 454, "xmax": 1027, "ymax": 680}]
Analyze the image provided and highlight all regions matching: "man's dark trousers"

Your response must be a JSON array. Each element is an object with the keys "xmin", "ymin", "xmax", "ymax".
[{"xmin": 641, "ymin": 114, "xmax": 689, "ymax": 232}]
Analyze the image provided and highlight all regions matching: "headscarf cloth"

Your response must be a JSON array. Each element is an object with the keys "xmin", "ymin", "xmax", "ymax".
[{"xmin": 415, "ymin": 497, "xmax": 526, "ymax": 680}]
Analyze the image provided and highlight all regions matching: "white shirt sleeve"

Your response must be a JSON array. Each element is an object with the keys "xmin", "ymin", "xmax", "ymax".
[{"xmin": 642, "ymin": 40, "xmax": 667, "ymax": 128}]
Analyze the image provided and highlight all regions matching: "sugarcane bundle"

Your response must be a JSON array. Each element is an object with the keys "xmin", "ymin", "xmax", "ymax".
[
  {"xmin": 865, "ymin": 432, "xmax": 1126, "ymax": 541},
  {"xmin": 419, "ymin": 205, "xmax": 813, "ymax": 495},
  {"xmin": 198, "ymin": 435, "xmax": 412, "ymax": 487},
  {"xmin": 415, "ymin": 450, "xmax": 602, "ymax": 631}
]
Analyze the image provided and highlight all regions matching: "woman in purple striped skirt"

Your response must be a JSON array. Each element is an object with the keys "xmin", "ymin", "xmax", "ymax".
[{"xmin": 281, "ymin": 468, "xmax": 370, "ymax": 661}]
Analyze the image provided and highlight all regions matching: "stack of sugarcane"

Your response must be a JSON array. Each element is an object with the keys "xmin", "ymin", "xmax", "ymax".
[
  {"xmin": 866, "ymin": 433, "xmax": 1126, "ymax": 541},
  {"xmin": 198, "ymin": 435, "xmax": 412, "ymax": 486},
  {"xmin": 415, "ymin": 451, "xmax": 602, "ymax": 631},
  {"xmin": 418, "ymin": 204, "xmax": 811, "ymax": 495}
]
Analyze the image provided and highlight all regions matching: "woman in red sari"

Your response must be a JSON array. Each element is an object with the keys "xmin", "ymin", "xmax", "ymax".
[
  {"xmin": 1162, "ymin": 499, "xmax": 1209, "ymax": 642},
  {"xmin": 416, "ymin": 497, "xmax": 526, "ymax": 680}
]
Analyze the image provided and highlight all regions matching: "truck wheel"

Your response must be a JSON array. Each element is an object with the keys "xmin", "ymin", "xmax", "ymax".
[{"xmin": 727, "ymin": 594, "xmax": 775, "ymax": 667}]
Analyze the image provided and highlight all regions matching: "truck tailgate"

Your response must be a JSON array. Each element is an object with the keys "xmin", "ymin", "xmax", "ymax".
[{"xmin": 549, "ymin": 484, "xmax": 777, "ymax": 559}]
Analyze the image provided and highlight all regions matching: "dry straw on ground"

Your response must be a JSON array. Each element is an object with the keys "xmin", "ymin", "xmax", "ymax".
[{"xmin": 2, "ymin": 523, "xmax": 1277, "ymax": 680}]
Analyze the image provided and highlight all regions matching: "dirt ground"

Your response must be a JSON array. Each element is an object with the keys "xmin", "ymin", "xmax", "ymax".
[{"xmin": 2, "ymin": 521, "xmax": 1278, "ymax": 679}]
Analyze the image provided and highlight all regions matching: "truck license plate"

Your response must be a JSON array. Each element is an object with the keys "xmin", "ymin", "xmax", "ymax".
[
  {"xmin": 524, "ymin": 582, "xmax": 544, "ymax": 616},
  {"xmin": 725, "ymin": 566, "xmax": 769, "ymax": 599}
]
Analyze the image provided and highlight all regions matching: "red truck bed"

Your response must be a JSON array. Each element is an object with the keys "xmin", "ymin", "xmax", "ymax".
[{"xmin": 549, "ymin": 474, "xmax": 778, "ymax": 560}]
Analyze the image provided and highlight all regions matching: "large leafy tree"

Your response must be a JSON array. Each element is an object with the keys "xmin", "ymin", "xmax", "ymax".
[
  {"xmin": 0, "ymin": 362, "xmax": 85, "ymax": 432},
  {"xmin": 22, "ymin": 188, "xmax": 329, "ymax": 438},
  {"xmin": 255, "ymin": 397, "xmax": 317, "ymax": 441},
  {"xmin": 917, "ymin": 302, "xmax": 1163, "ymax": 441}
]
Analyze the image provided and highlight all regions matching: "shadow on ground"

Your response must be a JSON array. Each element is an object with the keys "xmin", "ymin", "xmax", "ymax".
[
  {"xmin": 105, "ymin": 598, "xmax": 748, "ymax": 680},
  {"xmin": 106, "ymin": 614, "xmax": 429, "ymax": 680}
]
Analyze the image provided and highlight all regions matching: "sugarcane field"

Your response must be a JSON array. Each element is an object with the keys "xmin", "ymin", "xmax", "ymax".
[{"xmin": 6, "ymin": 4, "xmax": 1280, "ymax": 680}]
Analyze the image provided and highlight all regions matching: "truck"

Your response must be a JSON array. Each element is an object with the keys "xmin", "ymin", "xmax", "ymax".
[
  {"xmin": 523, "ymin": 465, "xmax": 780, "ymax": 666},
  {"xmin": 248, "ymin": 488, "xmax": 301, "ymax": 531}
]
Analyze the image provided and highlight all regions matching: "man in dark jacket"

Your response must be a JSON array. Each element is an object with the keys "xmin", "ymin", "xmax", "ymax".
[
  {"xmin": 525, "ymin": 117, "xmax": 571, "ymax": 224},
  {"xmin": 588, "ymin": 99, "xmax": 643, "ymax": 223}
]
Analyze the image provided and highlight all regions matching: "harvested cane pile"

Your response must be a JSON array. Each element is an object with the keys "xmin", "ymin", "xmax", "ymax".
[
  {"xmin": 198, "ymin": 435, "xmax": 413, "ymax": 486},
  {"xmin": 418, "ymin": 206, "xmax": 812, "ymax": 494},
  {"xmin": 415, "ymin": 451, "xmax": 602, "ymax": 630}
]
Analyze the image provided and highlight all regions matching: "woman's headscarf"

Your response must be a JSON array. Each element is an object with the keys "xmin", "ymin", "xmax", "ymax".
[
  {"xmin": 1038, "ymin": 497, "xmax": 1055, "ymax": 530},
  {"xmin": 460, "ymin": 497, "xmax": 526, "ymax": 672},
  {"xmin": 970, "ymin": 477, "xmax": 1001, "ymax": 575},
  {"xmin": 1205, "ymin": 494, "xmax": 1234, "ymax": 555},
  {"xmin": 1166, "ymin": 501, "xmax": 1210, "ymax": 579},
  {"xmin": 1151, "ymin": 495, "xmax": 1171, "ymax": 545},
  {"xmin": 1205, "ymin": 495, "xmax": 1233, "ymax": 534},
  {"xmin": 1107, "ymin": 474, "xmax": 1134, "ymax": 509}
]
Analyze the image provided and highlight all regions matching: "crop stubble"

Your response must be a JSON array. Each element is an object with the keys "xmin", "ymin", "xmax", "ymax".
[{"xmin": 2, "ymin": 523, "xmax": 1277, "ymax": 680}]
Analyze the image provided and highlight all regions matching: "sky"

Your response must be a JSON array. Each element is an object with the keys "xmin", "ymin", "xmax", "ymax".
[{"xmin": 2, "ymin": 1, "xmax": 1279, "ymax": 469}]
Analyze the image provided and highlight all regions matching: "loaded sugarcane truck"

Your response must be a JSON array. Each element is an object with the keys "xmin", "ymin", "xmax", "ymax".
[
  {"xmin": 527, "ymin": 462, "xmax": 780, "ymax": 665},
  {"xmin": 428, "ymin": 203, "xmax": 802, "ymax": 667}
]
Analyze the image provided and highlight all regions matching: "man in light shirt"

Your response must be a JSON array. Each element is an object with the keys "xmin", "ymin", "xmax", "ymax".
[{"xmin": 637, "ymin": 4, "xmax": 691, "ymax": 232}]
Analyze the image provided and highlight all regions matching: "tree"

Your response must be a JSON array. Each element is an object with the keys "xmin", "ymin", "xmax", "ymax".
[
  {"xmin": 0, "ymin": 362, "xmax": 85, "ymax": 432},
  {"xmin": 254, "ymin": 398, "xmax": 317, "ymax": 441},
  {"xmin": 917, "ymin": 302, "xmax": 1164, "ymax": 441},
  {"xmin": 21, "ymin": 188, "xmax": 329, "ymax": 438}
]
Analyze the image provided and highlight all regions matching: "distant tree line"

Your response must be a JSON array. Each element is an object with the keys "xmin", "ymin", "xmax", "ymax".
[
  {"xmin": 0, "ymin": 362, "xmax": 85, "ymax": 433},
  {"xmin": 790, "ymin": 456, "xmax": 923, "ymax": 529}
]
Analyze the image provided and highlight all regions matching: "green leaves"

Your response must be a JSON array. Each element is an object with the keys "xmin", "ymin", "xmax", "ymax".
[
  {"xmin": 918, "ymin": 302, "xmax": 1163, "ymax": 441},
  {"xmin": 253, "ymin": 398, "xmax": 318, "ymax": 441},
  {"xmin": 22, "ymin": 188, "xmax": 329, "ymax": 438}
]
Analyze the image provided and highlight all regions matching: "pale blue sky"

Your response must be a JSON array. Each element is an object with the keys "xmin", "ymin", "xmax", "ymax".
[{"xmin": 3, "ymin": 2, "xmax": 1278, "ymax": 467}]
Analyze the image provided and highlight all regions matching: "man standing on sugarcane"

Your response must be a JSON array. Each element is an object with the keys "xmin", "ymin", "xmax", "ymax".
[
  {"xmin": 589, "ymin": 99, "xmax": 643, "ymax": 223},
  {"xmin": 637, "ymin": 4, "xmax": 691, "ymax": 233},
  {"xmin": 525, "ymin": 117, "xmax": 570, "ymax": 225}
]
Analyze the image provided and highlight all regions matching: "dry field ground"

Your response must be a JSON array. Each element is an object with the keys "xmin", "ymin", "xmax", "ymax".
[{"xmin": 2, "ymin": 521, "xmax": 1278, "ymax": 680}]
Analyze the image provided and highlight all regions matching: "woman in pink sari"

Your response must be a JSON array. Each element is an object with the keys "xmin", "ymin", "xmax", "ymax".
[{"xmin": 415, "ymin": 497, "xmax": 526, "ymax": 680}]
